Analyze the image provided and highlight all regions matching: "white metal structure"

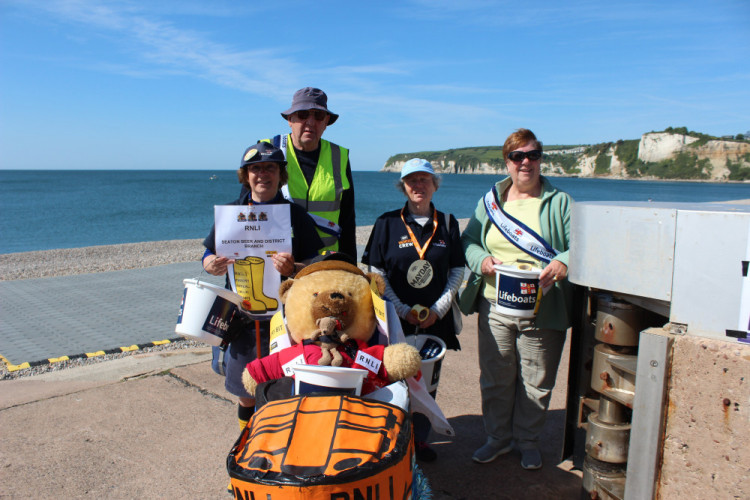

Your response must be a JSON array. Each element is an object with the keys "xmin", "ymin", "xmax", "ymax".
[{"xmin": 570, "ymin": 201, "xmax": 750, "ymax": 341}]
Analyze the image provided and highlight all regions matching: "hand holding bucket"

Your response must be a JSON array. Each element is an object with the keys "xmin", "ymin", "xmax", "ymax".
[{"xmin": 516, "ymin": 262, "xmax": 553, "ymax": 296}]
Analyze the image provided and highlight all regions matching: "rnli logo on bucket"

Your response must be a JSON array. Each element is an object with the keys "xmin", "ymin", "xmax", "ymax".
[
  {"xmin": 497, "ymin": 275, "xmax": 538, "ymax": 310},
  {"xmin": 202, "ymin": 296, "xmax": 237, "ymax": 339}
]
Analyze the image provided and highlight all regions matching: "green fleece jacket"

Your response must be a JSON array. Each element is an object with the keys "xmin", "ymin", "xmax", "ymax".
[{"xmin": 460, "ymin": 176, "xmax": 574, "ymax": 331}]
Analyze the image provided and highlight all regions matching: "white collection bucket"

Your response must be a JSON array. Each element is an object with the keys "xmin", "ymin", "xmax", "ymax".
[
  {"xmin": 408, "ymin": 334, "xmax": 447, "ymax": 394},
  {"xmin": 494, "ymin": 264, "xmax": 543, "ymax": 318},
  {"xmin": 175, "ymin": 279, "xmax": 244, "ymax": 346},
  {"xmin": 291, "ymin": 365, "xmax": 368, "ymax": 396}
]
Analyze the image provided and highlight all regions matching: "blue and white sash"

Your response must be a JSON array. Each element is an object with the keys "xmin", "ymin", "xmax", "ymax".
[
  {"xmin": 306, "ymin": 212, "xmax": 341, "ymax": 237},
  {"xmin": 483, "ymin": 186, "xmax": 559, "ymax": 264}
]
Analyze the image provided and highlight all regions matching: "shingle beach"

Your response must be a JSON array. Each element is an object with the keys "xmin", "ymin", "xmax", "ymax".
[{"xmin": 0, "ymin": 225, "xmax": 381, "ymax": 281}]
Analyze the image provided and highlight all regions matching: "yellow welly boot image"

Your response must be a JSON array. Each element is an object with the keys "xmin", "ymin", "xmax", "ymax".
[
  {"xmin": 233, "ymin": 259, "xmax": 267, "ymax": 314},
  {"xmin": 247, "ymin": 256, "xmax": 279, "ymax": 311}
]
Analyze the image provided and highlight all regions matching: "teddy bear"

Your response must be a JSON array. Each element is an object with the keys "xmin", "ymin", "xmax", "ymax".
[
  {"xmin": 242, "ymin": 256, "xmax": 422, "ymax": 397},
  {"xmin": 311, "ymin": 316, "xmax": 350, "ymax": 367}
]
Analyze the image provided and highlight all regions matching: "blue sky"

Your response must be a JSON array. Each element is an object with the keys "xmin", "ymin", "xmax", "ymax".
[{"xmin": 1, "ymin": 0, "xmax": 748, "ymax": 171}]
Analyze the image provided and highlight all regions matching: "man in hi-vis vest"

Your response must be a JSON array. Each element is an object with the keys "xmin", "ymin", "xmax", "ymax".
[{"xmin": 261, "ymin": 87, "xmax": 356, "ymax": 259}]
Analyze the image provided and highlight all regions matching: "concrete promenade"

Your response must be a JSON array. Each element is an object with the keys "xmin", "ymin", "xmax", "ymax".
[
  {"xmin": 0, "ymin": 261, "xmax": 583, "ymax": 498},
  {"xmin": 0, "ymin": 261, "xmax": 223, "ymax": 368}
]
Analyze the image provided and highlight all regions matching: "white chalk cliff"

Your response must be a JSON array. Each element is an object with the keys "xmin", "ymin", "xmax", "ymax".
[
  {"xmin": 634, "ymin": 133, "xmax": 750, "ymax": 179},
  {"xmin": 382, "ymin": 132, "xmax": 750, "ymax": 181}
]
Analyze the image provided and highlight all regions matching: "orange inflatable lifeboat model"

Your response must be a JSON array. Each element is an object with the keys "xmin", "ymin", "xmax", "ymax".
[{"xmin": 228, "ymin": 393, "xmax": 414, "ymax": 499}]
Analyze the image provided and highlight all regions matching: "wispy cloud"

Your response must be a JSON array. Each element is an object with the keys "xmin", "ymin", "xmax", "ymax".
[
  {"xmin": 13, "ymin": 0, "xmax": 460, "ymax": 108},
  {"xmin": 18, "ymin": 1, "xmax": 291, "ymax": 98}
]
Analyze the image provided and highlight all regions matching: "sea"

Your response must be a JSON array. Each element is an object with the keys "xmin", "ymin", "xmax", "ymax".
[{"xmin": 1, "ymin": 170, "xmax": 749, "ymax": 254}]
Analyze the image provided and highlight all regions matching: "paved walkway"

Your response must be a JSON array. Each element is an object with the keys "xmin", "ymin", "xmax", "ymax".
[{"xmin": 0, "ymin": 262, "xmax": 224, "ymax": 369}]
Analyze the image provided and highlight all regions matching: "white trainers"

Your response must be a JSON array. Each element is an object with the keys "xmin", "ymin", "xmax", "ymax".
[
  {"xmin": 520, "ymin": 448, "xmax": 542, "ymax": 470},
  {"xmin": 472, "ymin": 440, "xmax": 513, "ymax": 464}
]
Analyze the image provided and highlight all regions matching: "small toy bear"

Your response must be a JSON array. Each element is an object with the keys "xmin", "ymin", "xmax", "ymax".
[
  {"xmin": 242, "ymin": 256, "xmax": 422, "ymax": 397},
  {"xmin": 311, "ymin": 316, "xmax": 350, "ymax": 367}
]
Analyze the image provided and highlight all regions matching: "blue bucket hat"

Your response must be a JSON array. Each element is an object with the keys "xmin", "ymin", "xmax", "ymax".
[
  {"xmin": 240, "ymin": 142, "xmax": 287, "ymax": 168},
  {"xmin": 400, "ymin": 158, "xmax": 436, "ymax": 179},
  {"xmin": 281, "ymin": 87, "xmax": 339, "ymax": 125}
]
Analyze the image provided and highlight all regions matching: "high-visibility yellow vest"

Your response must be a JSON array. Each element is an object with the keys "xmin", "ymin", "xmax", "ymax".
[{"xmin": 263, "ymin": 135, "xmax": 349, "ymax": 252}]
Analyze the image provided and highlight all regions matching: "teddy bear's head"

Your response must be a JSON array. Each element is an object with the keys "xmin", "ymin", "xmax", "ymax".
[{"xmin": 279, "ymin": 259, "xmax": 385, "ymax": 344}]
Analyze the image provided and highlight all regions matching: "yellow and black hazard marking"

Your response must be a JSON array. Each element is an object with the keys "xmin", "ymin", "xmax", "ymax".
[{"xmin": 0, "ymin": 337, "xmax": 181, "ymax": 373}]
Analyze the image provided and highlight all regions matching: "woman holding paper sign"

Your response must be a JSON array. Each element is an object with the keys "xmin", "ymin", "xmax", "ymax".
[
  {"xmin": 202, "ymin": 141, "xmax": 323, "ymax": 431},
  {"xmin": 460, "ymin": 128, "xmax": 573, "ymax": 470},
  {"xmin": 362, "ymin": 158, "xmax": 465, "ymax": 462}
]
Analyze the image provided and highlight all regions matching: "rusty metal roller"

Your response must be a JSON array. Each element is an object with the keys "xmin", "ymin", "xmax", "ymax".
[
  {"xmin": 585, "ymin": 412, "xmax": 631, "ymax": 464},
  {"xmin": 590, "ymin": 343, "xmax": 637, "ymax": 407},
  {"xmin": 595, "ymin": 294, "xmax": 643, "ymax": 347}
]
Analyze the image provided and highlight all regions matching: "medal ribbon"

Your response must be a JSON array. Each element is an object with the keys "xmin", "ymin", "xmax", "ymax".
[
  {"xmin": 483, "ymin": 186, "xmax": 559, "ymax": 264},
  {"xmin": 400, "ymin": 206, "xmax": 439, "ymax": 260}
]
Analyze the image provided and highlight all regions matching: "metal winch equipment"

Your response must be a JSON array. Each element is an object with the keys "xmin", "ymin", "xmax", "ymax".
[
  {"xmin": 563, "ymin": 201, "xmax": 750, "ymax": 500},
  {"xmin": 580, "ymin": 295, "xmax": 640, "ymax": 499}
]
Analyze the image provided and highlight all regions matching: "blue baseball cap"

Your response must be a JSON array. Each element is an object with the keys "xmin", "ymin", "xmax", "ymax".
[
  {"xmin": 240, "ymin": 142, "xmax": 287, "ymax": 168},
  {"xmin": 400, "ymin": 158, "xmax": 436, "ymax": 179}
]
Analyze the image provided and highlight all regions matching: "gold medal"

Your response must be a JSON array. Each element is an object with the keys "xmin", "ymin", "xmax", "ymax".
[
  {"xmin": 400, "ymin": 206, "xmax": 439, "ymax": 289},
  {"xmin": 407, "ymin": 259, "xmax": 433, "ymax": 288}
]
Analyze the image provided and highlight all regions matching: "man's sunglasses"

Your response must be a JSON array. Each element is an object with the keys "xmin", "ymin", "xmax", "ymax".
[
  {"xmin": 294, "ymin": 109, "xmax": 328, "ymax": 121},
  {"xmin": 507, "ymin": 150, "xmax": 543, "ymax": 162}
]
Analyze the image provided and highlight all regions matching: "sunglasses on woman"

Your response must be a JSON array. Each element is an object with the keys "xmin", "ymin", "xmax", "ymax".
[
  {"xmin": 248, "ymin": 164, "xmax": 279, "ymax": 174},
  {"xmin": 507, "ymin": 150, "xmax": 543, "ymax": 162},
  {"xmin": 294, "ymin": 109, "xmax": 328, "ymax": 121}
]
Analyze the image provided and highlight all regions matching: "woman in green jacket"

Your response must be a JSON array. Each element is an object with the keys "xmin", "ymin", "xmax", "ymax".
[{"xmin": 460, "ymin": 128, "xmax": 573, "ymax": 470}]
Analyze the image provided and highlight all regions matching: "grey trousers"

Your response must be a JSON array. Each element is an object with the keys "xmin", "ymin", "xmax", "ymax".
[{"xmin": 477, "ymin": 297, "xmax": 566, "ymax": 450}]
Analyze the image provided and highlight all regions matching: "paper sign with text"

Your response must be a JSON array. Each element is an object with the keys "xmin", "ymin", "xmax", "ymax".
[{"xmin": 214, "ymin": 204, "xmax": 291, "ymax": 319}]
